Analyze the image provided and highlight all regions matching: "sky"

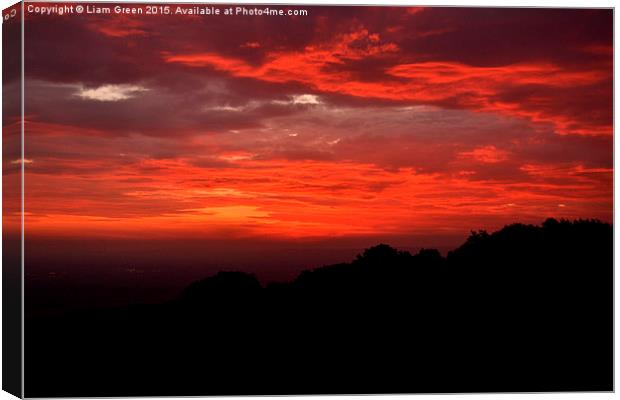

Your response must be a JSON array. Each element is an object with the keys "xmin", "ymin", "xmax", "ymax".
[{"xmin": 7, "ymin": 6, "xmax": 613, "ymax": 249}]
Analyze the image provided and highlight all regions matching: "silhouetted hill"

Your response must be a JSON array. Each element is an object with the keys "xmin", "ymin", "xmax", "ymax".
[
  {"xmin": 25, "ymin": 219, "xmax": 613, "ymax": 396},
  {"xmin": 178, "ymin": 271, "xmax": 262, "ymax": 306}
]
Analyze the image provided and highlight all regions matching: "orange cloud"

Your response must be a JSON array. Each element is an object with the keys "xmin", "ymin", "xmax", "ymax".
[
  {"xmin": 459, "ymin": 145, "xmax": 509, "ymax": 164},
  {"xmin": 24, "ymin": 152, "xmax": 612, "ymax": 240},
  {"xmin": 87, "ymin": 15, "xmax": 148, "ymax": 37},
  {"xmin": 166, "ymin": 37, "xmax": 610, "ymax": 137}
]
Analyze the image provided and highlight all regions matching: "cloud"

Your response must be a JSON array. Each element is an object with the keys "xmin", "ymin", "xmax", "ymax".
[
  {"xmin": 10, "ymin": 158, "xmax": 34, "ymax": 165},
  {"xmin": 24, "ymin": 7, "xmax": 611, "ymax": 138},
  {"xmin": 20, "ymin": 7, "xmax": 612, "ymax": 240},
  {"xmin": 167, "ymin": 47, "xmax": 610, "ymax": 136},
  {"xmin": 459, "ymin": 146, "xmax": 509, "ymax": 164},
  {"xmin": 77, "ymin": 84, "xmax": 149, "ymax": 101},
  {"xmin": 291, "ymin": 94, "xmax": 321, "ymax": 105},
  {"xmin": 25, "ymin": 79, "xmax": 298, "ymax": 136},
  {"xmin": 89, "ymin": 16, "xmax": 148, "ymax": 38},
  {"xmin": 241, "ymin": 41, "xmax": 261, "ymax": 49}
]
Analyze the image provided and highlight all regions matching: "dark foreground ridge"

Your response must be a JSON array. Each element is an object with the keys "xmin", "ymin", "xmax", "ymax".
[{"xmin": 26, "ymin": 219, "xmax": 613, "ymax": 396}]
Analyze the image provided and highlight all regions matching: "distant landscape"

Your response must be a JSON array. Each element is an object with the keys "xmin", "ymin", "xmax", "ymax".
[{"xmin": 25, "ymin": 219, "xmax": 613, "ymax": 397}]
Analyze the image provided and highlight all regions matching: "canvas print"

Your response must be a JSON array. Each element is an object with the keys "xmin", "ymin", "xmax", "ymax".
[{"xmin": 1, "ymin": 2, "xmax": 613, "ymax": 397}]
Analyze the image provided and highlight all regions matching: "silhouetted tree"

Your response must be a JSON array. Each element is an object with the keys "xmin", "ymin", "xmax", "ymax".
[{"xmin": 25, "ymin": 219, "xmax": 613, "ymax": 397}]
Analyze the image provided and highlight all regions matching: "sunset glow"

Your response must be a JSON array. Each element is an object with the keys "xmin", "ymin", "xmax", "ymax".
[{"xmin": 13, "ymin": 6, "xmax": 612, "ymax": 244}]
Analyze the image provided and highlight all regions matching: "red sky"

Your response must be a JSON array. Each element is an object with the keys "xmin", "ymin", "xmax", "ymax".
[{"xmin": 8, "ymin": 5, "xmax": 613, "ymax": 246}]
